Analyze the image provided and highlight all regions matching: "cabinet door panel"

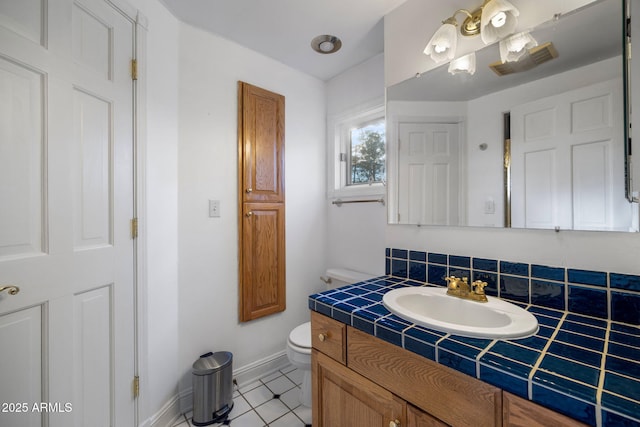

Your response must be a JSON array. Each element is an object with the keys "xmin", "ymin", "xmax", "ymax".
[
  {"xmin": 408, "ymin": 404, "xmax": 449, "ymax": 427},
  {"xmin": 240, "ymin": 203, "xmax": 285, "ymax": 320},
  {"xmin": 239, "ymin": 82, "xmax": 285, "ymax": 203},
  {"xmin": 313, "ymin": 350, "xmax": 405, "ymax": 427}
]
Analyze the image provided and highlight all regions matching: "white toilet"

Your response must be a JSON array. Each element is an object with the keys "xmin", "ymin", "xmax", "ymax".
[{"xmin": 286, "ymin": 268, "xmax": 375, "ymax": 407}]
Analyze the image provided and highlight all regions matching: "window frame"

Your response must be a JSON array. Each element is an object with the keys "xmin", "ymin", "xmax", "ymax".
[{"xmin": 327, "ymin": 99, "xmax": 386, "ymax": 199}]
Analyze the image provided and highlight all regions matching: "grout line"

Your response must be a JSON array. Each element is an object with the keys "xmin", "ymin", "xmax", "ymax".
[
  {"xmin": 475, "ymin": 339, "xmax": 498, "ymax": 379},
  {"xmin": 528, "ymin": 311, "xmax": 569, "ymax": 399},
  {"xmin": 595, "ymin": 325, "xmax": 611, "ymax": 427}
]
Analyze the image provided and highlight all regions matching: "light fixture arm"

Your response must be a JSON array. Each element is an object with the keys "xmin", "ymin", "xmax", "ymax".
[{"xmin": 443, "ymin": 9, "xmax": 473, "ymax": 26}]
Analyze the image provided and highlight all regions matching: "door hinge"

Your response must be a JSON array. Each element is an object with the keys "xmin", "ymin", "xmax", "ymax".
[
  {"xmin": 133, "ymin": 376, "xmax": 140, "ymax": 398},
  {"xmin": 131, "ymin": 59, "xmax": 138, "ymax": 81},
  {"xmin": 131, "ymin": 218, "xmax": 138, "ymax": 239}
]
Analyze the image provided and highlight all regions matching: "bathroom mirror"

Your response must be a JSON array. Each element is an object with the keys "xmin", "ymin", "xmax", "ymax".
[{"xmin": 387, "ymin": 0, "xmax": 638, "ymax": 231}]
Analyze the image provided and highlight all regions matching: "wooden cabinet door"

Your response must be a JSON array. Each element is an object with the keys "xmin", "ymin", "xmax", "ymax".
[
  {"xmin": 503, "ymin": 392, "xmax": 588, "ymax": 427},
  {"xmin": 240, "ymin": 203, "xmax": 285, "ymax": 320},
  {"xmin": 408, "ymin": 404, "xmax": 449, "ymax": 427},
  {"xmin": 313, "ymin": 350, "xmax": 405, "ymax": 427},
  {"xmin": 239, "ymin": 81, "xmax": 285, "ymax": 203}
]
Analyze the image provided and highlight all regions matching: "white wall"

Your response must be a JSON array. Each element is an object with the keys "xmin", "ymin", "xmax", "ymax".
[
  {"xmin": 326, "ymin": 54, "xmax": 387, "ymax": 276},
  {"xmin": 177, "ymin": 21, "xmax": 327, "ymax": 405}
]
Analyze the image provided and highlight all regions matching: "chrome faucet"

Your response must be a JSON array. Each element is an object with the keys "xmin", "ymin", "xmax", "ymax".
[{"xmin": 445, "ymin": 276, "xmax": 489, "ymax": 303}]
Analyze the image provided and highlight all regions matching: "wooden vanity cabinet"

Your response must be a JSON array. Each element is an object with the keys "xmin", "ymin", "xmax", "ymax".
[
  {"xmin": 311, "ymin": 312, "xmax": 500, "ymax": 427},
  {"xmin": 311, "ymin": 312, "xmax": 587, "ymax": 427}
]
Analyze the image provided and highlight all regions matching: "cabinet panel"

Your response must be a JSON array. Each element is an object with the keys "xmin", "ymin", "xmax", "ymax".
[
  {"xmin": 311, "ymin": 311, "xmax": 346, "ymax": 364},
  {"xmin": 503, "ymin": 392, "xmax": 588, "ymax": 427},
  {"xmin": 313, "ymin": 350, "xmax": 405, "ymax": 427},
  {"xmin": 239, "ymin": 81, "xmax": 284, "ymax": 203},
  {"xmin": 347, "ymin": 327, "xmax": 501, "ymax": 427},
  {"xmin": 408, "ymin": 404, "xmax": 449, "ymax": 427},
  {"xmin": 240, "ymin": 203, "xmax": 285, "ymax": 321}
]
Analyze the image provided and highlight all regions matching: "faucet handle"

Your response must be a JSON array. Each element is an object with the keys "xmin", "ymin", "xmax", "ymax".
[
  {"xmin": 445, "ymin": 276, "xmax": 459, "ymax": 289},
  {"xmin": 472, "ymin": 280, "xmax": 488, "ymax": 294}
]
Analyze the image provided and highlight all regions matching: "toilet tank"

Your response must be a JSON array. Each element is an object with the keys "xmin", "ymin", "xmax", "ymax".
[{"xmin": 324, "ymin": 268, "xmax": 376, "ymax": 290}]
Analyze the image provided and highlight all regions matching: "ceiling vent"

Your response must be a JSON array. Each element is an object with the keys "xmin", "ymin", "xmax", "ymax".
[{"xmin": 489, "ymin": 42, "xmax": 559, "ymax": 76}]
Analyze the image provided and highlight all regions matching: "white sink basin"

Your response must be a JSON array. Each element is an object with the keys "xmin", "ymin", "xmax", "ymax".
[{"xmin": 382, "ymin": 287, "xmax": 538, "ymax": 339}]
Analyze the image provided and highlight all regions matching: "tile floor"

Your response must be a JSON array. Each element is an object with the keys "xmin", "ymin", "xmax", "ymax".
[{"xmin": 173, "ymin": 365, "xmax": 312, "ymax": 427}]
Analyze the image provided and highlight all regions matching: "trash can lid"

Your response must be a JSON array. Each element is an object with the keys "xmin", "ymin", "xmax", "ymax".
[{"xmin": 193, "ymin": 351, "xmax": 233, "ymax": 375}]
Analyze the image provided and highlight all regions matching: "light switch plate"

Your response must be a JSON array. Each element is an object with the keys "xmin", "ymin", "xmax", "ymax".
[{"xmin": 209, "ymin": 200, "xmax": 221, "ymax": 217}]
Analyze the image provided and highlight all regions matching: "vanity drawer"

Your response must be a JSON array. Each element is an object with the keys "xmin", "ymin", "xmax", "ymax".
[{"xmin": 311, "ymin": 311, "xmax": 346, "ymax": 364}]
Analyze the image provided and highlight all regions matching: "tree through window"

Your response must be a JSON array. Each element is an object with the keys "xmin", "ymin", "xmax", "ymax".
[{"xmin": 349, "ymin": 119, "xmax": 385, "ymax": 185}]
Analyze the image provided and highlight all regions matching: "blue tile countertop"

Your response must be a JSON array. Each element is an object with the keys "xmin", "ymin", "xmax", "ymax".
[{"xmin": 309, "ymin": 276, "xmax": 640, "ymax": 427}]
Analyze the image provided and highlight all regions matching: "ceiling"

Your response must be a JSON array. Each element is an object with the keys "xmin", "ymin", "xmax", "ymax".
[{"xmin": 159, "ymin": 0, "xmax": 409, "ymax": 81}]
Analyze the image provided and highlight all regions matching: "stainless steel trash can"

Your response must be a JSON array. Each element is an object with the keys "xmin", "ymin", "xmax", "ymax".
[{"xmin": 192, "ymin": 351, "xmax": 233, "ymax": 426}]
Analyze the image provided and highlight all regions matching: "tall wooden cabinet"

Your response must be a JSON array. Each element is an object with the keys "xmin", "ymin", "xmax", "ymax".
[{"xmin": 238, "ymin": 82, "xmax": 285, "ymax": 321}]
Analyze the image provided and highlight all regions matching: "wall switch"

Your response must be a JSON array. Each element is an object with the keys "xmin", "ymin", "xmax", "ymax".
[
  {"xmin": 484, "ymin": 199, "xmax": 495, "ymax": 214},
  {"xmin": 209, "ymin": 200, "xmax": 221, "ymax": 217}
]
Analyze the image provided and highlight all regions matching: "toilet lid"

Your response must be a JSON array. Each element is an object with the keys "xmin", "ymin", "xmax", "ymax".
[{"xmin": 288, "ymin": 322, "xmax": 311, "ymax": 348}]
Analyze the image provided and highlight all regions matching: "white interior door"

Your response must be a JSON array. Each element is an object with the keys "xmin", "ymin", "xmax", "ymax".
[
  {"xmin": 398, "ymin": 122, "xmax": 461, "ymax": 225},
  {"xmin": 511, "ymin": 79, "xmax": 627, "ymax": 231},
  {"xmin": 0, "ymin": 0, "xmax": 136, "ymax": 426}
]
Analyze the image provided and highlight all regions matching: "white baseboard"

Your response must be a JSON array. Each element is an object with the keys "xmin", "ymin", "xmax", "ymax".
[
  {"xmin": 143, "ymin": 393, "xmax": 182, "ymax": 427},
  {"xmin": 234, "ymin": 350, "xmax": 289, "ymax": 388},
  {"xmin": 145, "ymin": 350, "xmax": 290, "ymax": 427}
]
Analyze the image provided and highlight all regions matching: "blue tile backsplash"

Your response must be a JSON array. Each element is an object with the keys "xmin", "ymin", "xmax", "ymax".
[
  {"xmin": 384, "ymin": 248, "xmax": 640, "ymax": 322},
  {"xmin": 309, "ymin": 247, "xmax": 640, "ymax": 427}
]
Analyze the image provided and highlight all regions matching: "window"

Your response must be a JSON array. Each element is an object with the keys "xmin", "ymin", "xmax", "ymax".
[
  {"xmin": 327, "ymin": 100, "xmax": 386, "ymax": 198},
  {"xmin": 348, "ymin": 119, "xmax": 386, "ymax": 186}
]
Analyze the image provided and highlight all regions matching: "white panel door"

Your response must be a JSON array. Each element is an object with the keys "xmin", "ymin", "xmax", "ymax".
[
  {"xmin": 511, "ymin": 79, "xmax": 626, "ymax": 230},
  {"xmin": 398, "ymin": 122, "xmax": 461, "ymax": 225},
  {"xmin": 0, "ymin": 0, "xmax": 136, "ymax": 426}
]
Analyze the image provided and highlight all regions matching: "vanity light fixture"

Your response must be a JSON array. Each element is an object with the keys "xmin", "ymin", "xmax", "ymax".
[
  {"xmin": 423, "ymin": 0, "xmax": 519, "ymax": 63},
  {"xmin": 311, "ymin": 35, "xmax": 342, "ymax": 54},
  {"xmin": 448, "ymin": 52, "xmax": 476, "ymax": 75},
  {"xmin": 499, "ymin": 31, "xmax": 537, "ymax": 63}
]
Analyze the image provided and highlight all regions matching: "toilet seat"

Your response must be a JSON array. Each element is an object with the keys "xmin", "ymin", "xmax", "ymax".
[{"xmin": 288, "ymin": 322, "xmax": 311, "ymax": 354}]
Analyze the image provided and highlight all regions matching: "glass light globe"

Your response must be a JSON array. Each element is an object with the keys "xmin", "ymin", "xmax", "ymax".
[
  {"xmin": 499, "ymin": 32, "xmax": 537, "ymax": 62},
  {"xmin": 424, "ymin": 22, "xmax": 458, "ymax": 63},
  {"xmin": 480, "ymin": 0, "xmax": 519, "ymax": 44}
]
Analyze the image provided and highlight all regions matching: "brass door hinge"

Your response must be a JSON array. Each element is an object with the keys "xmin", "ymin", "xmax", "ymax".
[
  {"xmin": 133, "ymin": 376, "xmax": 140, "ymax": 398},
  {"xmin": 131, "ymin": 218, "xmax": 138, "ymax": 239},
  {"xmin": 131, "ymin": 59, "xmax": 138, "ymax": 80}
]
